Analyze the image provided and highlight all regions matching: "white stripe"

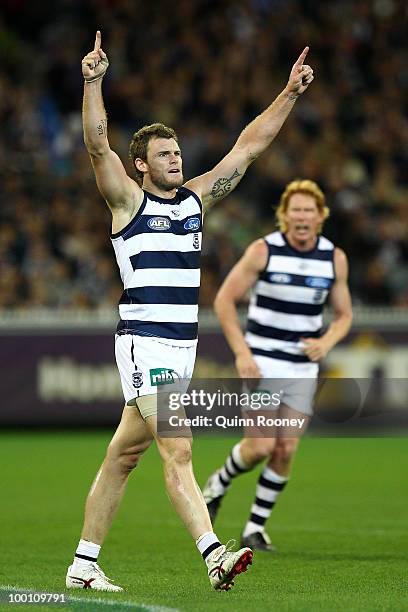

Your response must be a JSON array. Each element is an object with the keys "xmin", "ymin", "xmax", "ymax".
[
  {"xmin": 0, "ymin": 586, "xmax": 180, "ymax": 611},
  {"xmin": 128, "ymin": 268, "xmax": 200, "ymax": 288},
  {"xmin": 265, "ymin": 232, "xmax": 285, "ymax": 246},
  {"xmin": 256, "ymin": 280, "xmax": 328, "ymax": 305},
  {"xmin": 318, "ymin": 236, "xmax": 334, "ymax": 250},
  {"xmin": 226, "ymin": 456, "xmax": 239, "ymax": 476},
  {"xmin": 119, "ymin": 303, "xmax": 198, "ymax": 323},
  {"xmin": 112, "ymin": 237, "xmax": 135, "ymax": 287},
  {"xmin": 143, "ymin": 200, "xmax": 200, "ymax": 218},
  {"xmin": 251, "ymin": 504, "xmax": 273, "ymax": 518},
  {"xmin": 256, "ymin": 486, "xmax": 280, "ymax": 503},
  {"xmin": 121, "ymin": 232, "xmax": 202, "ymax": 255},
  {"xmin": 267, "ymin": 255, "xmax": 334, "ymax": 277},
  {"xmin": 248, "ymin": 305, "xmax": 322, "ymax": 332},
  {"xmin": 219, "ymin": 466, "xmax": 230, "ymax": 482},
  {"xmin": 245, "ymin": 332, "xmax": 303, "ymax": 355}
]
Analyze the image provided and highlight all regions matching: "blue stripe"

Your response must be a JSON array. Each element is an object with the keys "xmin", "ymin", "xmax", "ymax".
[
  {"xmin": 130, "ymin": 250, "xmax": 200, "ymax": 271},
  {"xmin": 251, "ymin": 348, "xmax": 311, "ymax": 363},
  {"xmin": 117, "ymin": 319, "xmax": 198, "ymax": 341},
  {"xmin": 258, "ymin": 271, "xmax": 333, "ymax": 288},
  {"xmin": 247, "ymin": 319, "xmax": 321, "ymax": 341},
  {"xmin": 256, "ymin": 295, "xmax": 324, "ymax": 315},
  {"xmin": 123, "ymin": 213, "xmax": 202, "ymax": 240},
  {"xmin": 119, "ymin": 286, "xmax": 199, "ymax": 305}
]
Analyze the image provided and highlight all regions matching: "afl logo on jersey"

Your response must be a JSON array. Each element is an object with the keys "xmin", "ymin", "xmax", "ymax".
[
  {"xmin": 148, "ymin": 217, "xmax": 171, "ymax": 231},
  {"xmin": 270, "ymin": 273, "xmax": 292, "ymax": 284},
  {"xmin": 184, "ymin": 217, "xmax": 200, "ymax": 231},
  {"xmin": 305, "ymin": 277, "xmax": 331, "ymax": 289}
]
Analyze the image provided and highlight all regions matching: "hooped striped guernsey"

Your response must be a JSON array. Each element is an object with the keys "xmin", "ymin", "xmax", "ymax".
[
  {"xmin": 111, "ymin": 186, "xmax": 202, "ymax": 346},
  {"xmin": 245, "ymin": 231, "xmax": 335, "ymax": 363}
]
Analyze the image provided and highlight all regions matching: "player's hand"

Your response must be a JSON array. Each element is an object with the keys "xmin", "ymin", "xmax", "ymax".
[
  {"xmin": 286, "ymin": 47, "xmax": 314, "ymax": 98},
  {"xmin": 301, "ymin": 337, "xmax": 330, "ymax": 362},
  {"xmin": 82, "ymin": 31, "xmax": 109, "ymax": 83},
  {"xmin": 235, "ymin": 352, "xmax": 261, "ymax": 380}
]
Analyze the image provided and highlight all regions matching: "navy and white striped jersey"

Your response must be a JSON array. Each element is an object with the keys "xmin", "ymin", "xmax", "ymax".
[
  {"xmin": 245, "ymin": 231, "xmax": 335, "ymax": 363},
  {"xmin": 111, "ymin": 186, "xmax": 202, "ymax": 346}
]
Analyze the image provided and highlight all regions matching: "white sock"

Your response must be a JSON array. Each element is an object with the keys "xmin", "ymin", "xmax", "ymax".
[
  {"xmin": 72, "ymin": 539, "xmax": 101, "ymax": 570},
  {"xmin": 196, "ymin": 531, "xmax": 221, "ymax": 565},
  {"xmin": 242, "ymin": 467, "xmax": 288, "ymax": 537},
  {"xmin": 216, "ymin": 443, "xmax": 250, "ymax": 494}
]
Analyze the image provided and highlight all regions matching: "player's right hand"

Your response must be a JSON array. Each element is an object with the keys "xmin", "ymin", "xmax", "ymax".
[
  {"xmin": 82, "ymin": 31, "xmax": 109, "ymax": 82},
  {"xmin": 235, "ymin": 352, "xmax": 261, "ymax": 380}
]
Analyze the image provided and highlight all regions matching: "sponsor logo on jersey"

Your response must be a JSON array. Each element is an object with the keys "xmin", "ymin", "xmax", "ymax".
[
  {"xmin": 184, "ymin": 217, "xmax": 200, "ymax": 231},
  {"xmin": 150, "ymin": 367, "xmax": 177, "ymax": 386},
  {"xmin": 193, "ymin": 233, "xmax": 200, "ymax": 250},
  {"xmin": 305, "ymin": 277, "xmax": 331, "ymax": 289},
  {"xmin": 147, "ymin": 217, "xmax": 171, "ymax": 231},
  {"xmin": 270, "ymin": 273, "xmax": 292, "ymax": 284},
  {"xmin": 132, "ymin": 371, "xmax": 143, "ymax": 389}
]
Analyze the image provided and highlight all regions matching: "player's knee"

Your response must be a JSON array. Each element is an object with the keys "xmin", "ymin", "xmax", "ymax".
[
  {"xmin": 246, "ymin": 439, "xmax": 276, "ymax": 463},
  {"xmin": 274, "ymin": 439, "xmax": 298, "ymax": 463},
  {"xmin": 117, "ymin": 451, "xmax": 141, "ymax": 473},
  {"xmin": 162, "ymin": 439, "xmax": 192, "ymax": 467},
  {"xmin": 106, "ymin": 441, "xmax": 148, "ymax": 473}
]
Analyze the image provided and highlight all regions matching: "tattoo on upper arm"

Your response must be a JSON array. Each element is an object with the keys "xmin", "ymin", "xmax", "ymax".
[
  {"xmin": 97, "ymin": 118, "xmax": 107, "ymax": 136},
  {"xmin": 210, "ymin": 169, "xmax": 242, "ymax": 199}
]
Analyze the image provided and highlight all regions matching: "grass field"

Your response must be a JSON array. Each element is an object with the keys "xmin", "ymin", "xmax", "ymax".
[{"xmin": 1, "ymin": 432, "xmax": 407, "ymax": 611}]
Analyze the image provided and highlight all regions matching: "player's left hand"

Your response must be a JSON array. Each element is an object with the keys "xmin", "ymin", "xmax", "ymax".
[
  {"xmin": 286, "ymin": 47, "xmax": 314, "ymax": 98},
  {"xmin": 301, "ymin": 337, "xmax": 330, "ymax": 362}
]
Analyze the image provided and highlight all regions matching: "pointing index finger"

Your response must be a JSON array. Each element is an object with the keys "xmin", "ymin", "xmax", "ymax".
[
  {"xmin": 295, "ymin": 46, "xmax": 309, "ymax": 67},
  {"xmin": 94, "ymin": 30, "xmax": 101, "ymax": 51}
]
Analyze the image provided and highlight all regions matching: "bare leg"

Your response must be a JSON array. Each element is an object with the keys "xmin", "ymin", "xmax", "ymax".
[
  {"xmin": 267, "ymin": 404, "xmax": 310, "ymax": 477},
  {"xmin": 267, "ymin": 438, "xmax": 299, "ymax": 477},
  {"xmin": 146, "ymin": 415, "xmax": 212, "ymax": 539},
  {"xmin": 239, "ymin": 436, "xmax": 277, "ymax": 468},
  {"xmin": 81, "ymin": 406, "xmax": 153, "ymax": 544}
]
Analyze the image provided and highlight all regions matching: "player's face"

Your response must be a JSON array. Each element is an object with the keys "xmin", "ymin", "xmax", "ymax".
[
  {"xmin": 284, "ymin": 193, "xmax": 324, "ymax": 246},
  {"xmin": 145, "ymin": 137, "xmax": 184, "ymax": 190}
]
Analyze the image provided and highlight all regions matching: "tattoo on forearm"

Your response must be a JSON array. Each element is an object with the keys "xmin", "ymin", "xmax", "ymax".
[
  {"xmin": 97, "ymin": 118, "xmax": 107, "ymax": 136},
  {"xmin": 210, "ymin": 169, "xmax": 242, "ymax": 199}
]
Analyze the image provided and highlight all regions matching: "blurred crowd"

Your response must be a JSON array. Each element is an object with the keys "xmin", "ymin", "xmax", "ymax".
[{"xmin": 0, "ymin": 0, "xmax": 407, "ymax": 309}]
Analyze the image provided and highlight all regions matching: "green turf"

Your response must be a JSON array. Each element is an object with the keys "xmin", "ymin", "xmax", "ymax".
[{"xmin": 1, "ymin": 432, "xmax": 407, "ymax": 611}]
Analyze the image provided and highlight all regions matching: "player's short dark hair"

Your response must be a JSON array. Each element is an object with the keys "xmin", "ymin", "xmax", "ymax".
[{"xmin": 129, "ymin": 123, "xmax": 178, "ymax": 186}]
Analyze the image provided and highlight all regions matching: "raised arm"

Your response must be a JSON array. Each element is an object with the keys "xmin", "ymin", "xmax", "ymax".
[
  {"xmin": 302, "ymin": 248, "xmax": 353, "ymax": 362},
  {"xmin": 214, "ymin": 240, "xmax": 268, "ymax": 378},
  {"xmin": 185, "ymin": 47, "xmax": 314, "ymax": 211},
  {"xmin": 82, "ymin": 31, "xmax": 141, "ymax": 220}
]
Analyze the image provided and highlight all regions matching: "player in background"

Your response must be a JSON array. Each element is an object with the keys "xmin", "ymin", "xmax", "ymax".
[
  {"xmin": 203, "ymin": 179, "xmax": 352, "ymax": 551},
  {"xmin": 66, "ymin": 32, "xmax": 314, "ymax": 592}
]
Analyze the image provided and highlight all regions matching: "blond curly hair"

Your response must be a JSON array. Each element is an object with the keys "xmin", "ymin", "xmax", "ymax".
[{"xmin": 275, "ymin": 179, "xmax": 329, "ymax": 234}]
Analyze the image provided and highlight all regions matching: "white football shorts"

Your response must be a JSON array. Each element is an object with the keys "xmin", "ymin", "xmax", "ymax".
[
  {"xmin": 252, "ymin": 354, "xmax": 318, "ymax": 416},
  {"xmin": 115, "ymin": 333, "xmax": 196, "ymax": 405}
]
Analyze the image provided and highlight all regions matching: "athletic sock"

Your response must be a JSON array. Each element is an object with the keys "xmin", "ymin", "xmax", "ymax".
[
  {"xmin": 242, "ymin": 467, "xmax": 288, "ymax": 537},
  {"xmin": 196, "ymin": 531, "xmax": 222, "ymax": 565},
  {"xmin": 72, "ymin": 539, "xmax": 101, "ymax": 570},
  {"xmin": 216, "ymin": 443, "xmax": 250, "ymax": 494}
]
